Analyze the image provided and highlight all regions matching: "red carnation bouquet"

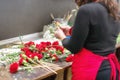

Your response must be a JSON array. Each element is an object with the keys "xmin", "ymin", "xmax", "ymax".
[
  {"xmin": 20, "ymin": 41, "xmax": 64, "ymax": 62},
  {"xmin": 9, "ymin": 40, "xmax": 71, "ymax": 73}
]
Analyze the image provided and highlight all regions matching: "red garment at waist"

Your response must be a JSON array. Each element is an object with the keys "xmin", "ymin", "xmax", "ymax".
[{"xmin": 72, "ymin": 48, "xmax": 120, "ymax": 80}]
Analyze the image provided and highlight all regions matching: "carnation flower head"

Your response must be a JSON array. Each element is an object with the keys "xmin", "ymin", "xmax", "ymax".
[
  {"xmin": 31, "ymin": 53, "xmax": 43, "ymax": 60},
  {"xmin": 9, "ymin": 62, "xmax": 19, "ymax": 73},
  {"xmin": 65, "ymin": 54, "xmax": 74, "ymax": 62},
  {"xmin": 24, "ymin": 41, "xmax": 35, "ymax": 47},
  {"xmin": 19, "ymin": 58, "xmax": 24, "ymax": 65},
  {"xmin": 51, "ymin": 54, "xmax": 59, "ymax": 61},
  {"xmin": 52, "ymin": 41, "xmax": 59, "ymax": 45}
]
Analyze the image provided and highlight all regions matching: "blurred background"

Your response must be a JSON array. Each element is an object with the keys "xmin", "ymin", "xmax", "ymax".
[{"xmin": 0, "ymin": 0, "xmax": 76, "ymax": 40}]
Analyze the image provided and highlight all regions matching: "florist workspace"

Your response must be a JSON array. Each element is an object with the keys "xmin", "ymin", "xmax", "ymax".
[
  {"xmin": 0, "ymin": 1, "xmax": 76, "ymax": 79},
  {"xmin": 0, "ymin": 0, "xmax": 120, "ymax": 80},
  {"xmin": 0, "ymin": 14, "xmax": 74, "ymax": 80},
  {"xmin": 0, "ymin": 16, "xmax": 120, "ymax": 80},
  {"xmin": 0, "ymin": 21, "xmax": 72, "ymax": 80},
  {"xmin": 0, "ymin": 0, "xmax": 76, "ymax": 80}
]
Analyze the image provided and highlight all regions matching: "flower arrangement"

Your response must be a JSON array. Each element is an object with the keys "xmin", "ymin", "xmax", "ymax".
[{"xmin": 9, "ymin": 41, "xmax": 72, "ymax": 73}]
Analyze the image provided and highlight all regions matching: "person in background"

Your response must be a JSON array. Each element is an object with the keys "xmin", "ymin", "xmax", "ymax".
[{"xmin": 55, "ymin": 0, "xmax": 120, "ymax": 80}]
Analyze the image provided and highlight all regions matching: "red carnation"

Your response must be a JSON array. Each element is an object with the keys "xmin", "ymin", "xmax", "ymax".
[
  {"xmin": 66, "ymin": 54, "xmax": 74, "ymax": 62},
  {"xmin": 51, "ymin": 54, "xmax": 59, "ymax": 61},
  {"xmin": 19, "ymin": 53, "xmax": 23, "ymax": 58},
  {"xmin": 36, "ymin": 44, "xmax": 46, "ymax": 51},
  {"xmin": 54, "ymin": 46, "xmax": 64, "ymax": 53},
  {"xmin": 24, "ymin": 41, "xmax": 35, "ymax": 47},
  {"xmin": 41, "ymin": 42, "xmax": 46, "ymax": 45},
  {"xmin": 52, "ymin": 41, "xmax": 59, "ymax": 45},
  {"xmin": 46, "ymin": 41, "xmax": 51, "ymax": 46},
  {"xmin": 31, "ymin": 53, "xmax": 43, "ymax": 60},
  {"xmin": 19, "ymin": 58, "xmax": 24, "ymax": 65},
  {"xmin": 21, "ymin": 47, "xmax": 31, "ymax": 53},
  {"xmin": 21, "ymin": 47, "xmax": 33, "ymax": 57},
  {"xmin": 37, "ymin": 53, "xmax": 43, "ymax": 60},
  {"xmin": 41, "ymin": 42, "xmax": 48, "ymax": 47},
  {"xmin": 9, "ymin": 62, "xmax": 19, "ymax": 73}
]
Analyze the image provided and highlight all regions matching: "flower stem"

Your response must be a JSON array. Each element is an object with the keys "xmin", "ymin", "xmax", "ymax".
[{"xmin": 36, "ymin": 60, "xmax": 57, "ymax": 74}]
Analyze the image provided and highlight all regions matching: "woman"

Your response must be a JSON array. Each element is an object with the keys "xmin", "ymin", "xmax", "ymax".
[{"xmin": 55, "ymin": 0, "xmax": 120, "ymax": 80}]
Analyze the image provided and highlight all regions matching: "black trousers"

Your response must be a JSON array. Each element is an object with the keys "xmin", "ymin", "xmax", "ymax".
[{"xmin": 96, "ymin": 60, "xmax": 119, "ymax": 80}]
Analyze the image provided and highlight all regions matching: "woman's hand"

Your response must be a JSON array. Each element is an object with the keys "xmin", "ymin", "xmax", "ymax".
[
  {"xmin": 60, "ymin": 26, "xmax": 71, "ymax": 36},
  {"xmin": 54, "ymin": 28, "xmax": 66, "ymax": 40}
]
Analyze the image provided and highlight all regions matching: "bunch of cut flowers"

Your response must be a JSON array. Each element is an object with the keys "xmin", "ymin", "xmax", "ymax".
[{"xmin": 9, "ymin": 40, "xmax": 72, "ymax": 74}]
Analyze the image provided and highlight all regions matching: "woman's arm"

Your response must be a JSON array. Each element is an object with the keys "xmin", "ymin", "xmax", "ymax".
[{"xmin": 62, "ymin": 6, "xmax": 90, "ymax": 54}]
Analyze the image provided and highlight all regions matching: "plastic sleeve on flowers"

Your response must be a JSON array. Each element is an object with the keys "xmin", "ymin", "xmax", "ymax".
[{"xmin": 66, "ymin": 36, "xmax": 71, "ymax": 39}]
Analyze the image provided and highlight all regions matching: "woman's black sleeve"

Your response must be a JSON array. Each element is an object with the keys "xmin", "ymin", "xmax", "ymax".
[{"xmin": 62, "ymin": 6, "xmax": 90, "ymax": 54}]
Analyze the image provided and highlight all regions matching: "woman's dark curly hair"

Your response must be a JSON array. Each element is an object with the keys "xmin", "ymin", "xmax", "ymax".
[{"xmin": 75, "ymin": 0, "xmax": 120, "ymax": 20}]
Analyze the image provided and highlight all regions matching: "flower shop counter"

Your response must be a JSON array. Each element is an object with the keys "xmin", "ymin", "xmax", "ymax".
[{"xmin": 0, "ymin": 61, "xmax": 72, "ymax": 80}]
